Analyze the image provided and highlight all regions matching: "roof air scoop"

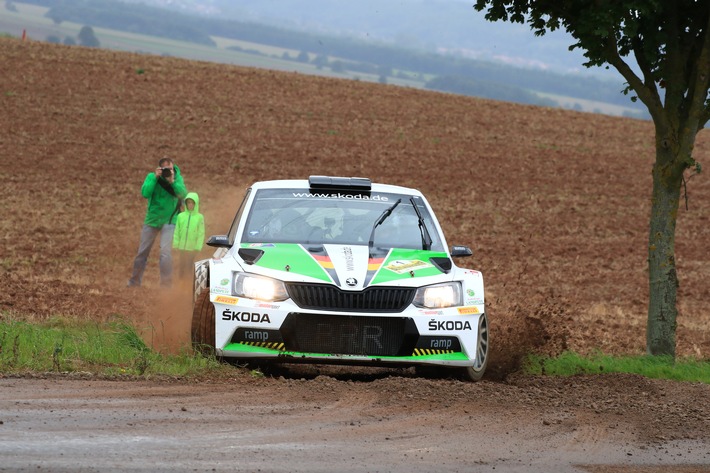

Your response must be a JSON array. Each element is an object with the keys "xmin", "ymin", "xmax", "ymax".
[{"xmin": 308, "ymin": 175, "xmax": 372, "ymax": 191}]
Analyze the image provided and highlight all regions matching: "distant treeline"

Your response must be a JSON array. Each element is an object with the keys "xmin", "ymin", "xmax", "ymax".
[
  {"xmin": 29, "ymin": 0, "xmax": 216, "ymax": 46},
  {"xmin": 21, "ymin": 0, "xmax": 641, "ymax": 111},
  {"xmin": 425, "ymin": 76, "xmax": 558, "ymax": 107},
  {"xmin": 208, "ymin": 18, "xmax": 626, "ymax": 108}
]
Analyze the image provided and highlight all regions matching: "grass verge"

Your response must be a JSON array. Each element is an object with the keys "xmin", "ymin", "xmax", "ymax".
[
  {"xmin": 3, "ymin": 315, "xmax": 709, "ymax": 383},
  {"xmin": 0, "ymin": 315, "xmax": 234, "ymax": 378},
  {"xmin": 525, "ymin": 351, "xmax": 710, "ymax": 384}
]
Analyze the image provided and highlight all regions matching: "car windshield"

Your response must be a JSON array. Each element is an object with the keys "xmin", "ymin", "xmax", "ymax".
[{"xmin": 241, "ymin": 188, "xmax": 444, "ymax": 252}]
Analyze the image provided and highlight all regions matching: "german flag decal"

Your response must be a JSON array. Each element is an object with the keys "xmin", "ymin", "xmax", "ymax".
[
  {"xmin": 312, "ymin": 254, "xmax": 334, "ymax": 269},
  {"xmin": 368, "ymin": 257, "xmax": 385, "ymax": 271}
]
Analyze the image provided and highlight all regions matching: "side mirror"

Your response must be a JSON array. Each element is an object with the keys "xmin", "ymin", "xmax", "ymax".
[
  {"xmin": 206, "ymin": 235, "xmax": 231, "ymax": 248},
  {"xmin": 450, "ymin": 245, "xmax": 473, "ymax": 257}
]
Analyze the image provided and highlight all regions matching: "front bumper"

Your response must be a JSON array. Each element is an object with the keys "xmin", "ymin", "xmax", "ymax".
[{"xmin": 212, "ymin": 294, "xmax": 485, "ymax": 368}]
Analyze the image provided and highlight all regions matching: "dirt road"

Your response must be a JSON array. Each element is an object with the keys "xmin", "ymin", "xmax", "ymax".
[{"xmin": 1, "ymin": 371, "xmax": 709, "ymax": 473}]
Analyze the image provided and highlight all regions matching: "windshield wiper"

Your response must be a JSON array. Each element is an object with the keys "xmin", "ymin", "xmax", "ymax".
[
  {"xmin": 409, "ymin": 197, "xmax": 432, "ymax": 250},
  {"xmin": 368, "ymin": 198, "xmax": 401, "ymax": 257}
]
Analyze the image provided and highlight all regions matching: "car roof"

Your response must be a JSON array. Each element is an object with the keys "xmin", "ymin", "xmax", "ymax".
[{"xmin": 248, "ymin": 178, "xmax": 425, "ymax": 197}]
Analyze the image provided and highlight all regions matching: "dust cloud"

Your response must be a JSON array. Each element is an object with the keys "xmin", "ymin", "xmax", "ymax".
[{"xmin": 135, "ymin": 281, "xmax": 194, "ymax": 354}]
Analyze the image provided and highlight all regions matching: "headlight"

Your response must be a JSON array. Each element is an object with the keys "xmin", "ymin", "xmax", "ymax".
[
  {"xmin": 413, "ymin": 282, "xmax": 462, "ymax": 308},
  {"xmin": 233, "ymin": 273, "xmax": 289, "ymax": 301}
]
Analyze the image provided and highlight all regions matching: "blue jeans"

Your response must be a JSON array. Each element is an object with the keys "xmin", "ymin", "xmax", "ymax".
[{"xmin": 128, "ymin": 224, "xmax": 176, "ymax": 287}]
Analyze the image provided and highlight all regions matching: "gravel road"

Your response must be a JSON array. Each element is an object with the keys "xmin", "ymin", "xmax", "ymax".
[{"xmin": 1, "ymin": 370, "xmax": 709, "ymax": 473}]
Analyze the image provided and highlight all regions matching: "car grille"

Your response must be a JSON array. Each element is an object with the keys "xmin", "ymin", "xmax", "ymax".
[
  {"xmin": 286, "ymin": 283, "xmax": 415, "ymax": 312},
  {"xmin": 281, "ymin": 313, "xmax": 416, "ymax": 357}
]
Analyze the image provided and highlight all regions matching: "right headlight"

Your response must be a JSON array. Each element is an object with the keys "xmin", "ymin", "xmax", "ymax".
[
  {"xmin": 413, "ymin": 282, "xmax": 462, "ymax": 309},
  {"xmin": 233, "ymin": 273, "xmax": 289, "ymax": 302}
]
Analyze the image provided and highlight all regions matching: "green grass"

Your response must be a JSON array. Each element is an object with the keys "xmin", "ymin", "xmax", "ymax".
[
  {"xmin": 3, "ymin": 316, "xmax": 708, "ymax": 383},
  {"xmin": 0, "ymin": 315, "xmax": 234, "ymax": 378},
  {"xmin": 525, "ymin": 351, "xmax": 710, "ymax": 384}
]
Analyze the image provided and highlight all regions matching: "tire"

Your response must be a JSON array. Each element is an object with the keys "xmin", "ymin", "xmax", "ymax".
[
  {"xmin": 191, "ymin": 289, "xmax": 216, "ymax": 357},
  {"xmin": 460, "ymin": 313, "xmax": 489, "ymax": 382},
  {"xmin": 193, "ymin": 259, "xmax": 209, "ymax": 304}
]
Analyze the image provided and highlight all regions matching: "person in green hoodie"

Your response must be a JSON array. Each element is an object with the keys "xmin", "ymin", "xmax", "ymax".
[
  {"xmin": 128, "ymin": 157, "xmax": 187, "ymax": 288},
  {"xmin": 172, "ymin": 191, "xmax": 205, "ymax": 280}
]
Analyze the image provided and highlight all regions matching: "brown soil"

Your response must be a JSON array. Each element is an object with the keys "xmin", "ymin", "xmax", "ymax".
[{"xmin": 0, "ymin": 38, "xmax": 709, "ymax": 471}]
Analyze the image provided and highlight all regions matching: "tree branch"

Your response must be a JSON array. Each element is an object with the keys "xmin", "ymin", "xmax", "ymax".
[
  {"xmin": 631, "ymin": 38, "xmax": 660, "ymax": 102},
  {"xmin": 663, "ymin": 3, "xmax": 685, "ymax": 123},
  {"xmin": 604, "ymin": 33, "xmax": 664, "ymax": 123}
]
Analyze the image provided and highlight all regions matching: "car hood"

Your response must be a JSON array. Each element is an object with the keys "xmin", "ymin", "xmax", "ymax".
[{"xmin": 236, "ymin": 243, "xmax": 452, "ymax": 289}]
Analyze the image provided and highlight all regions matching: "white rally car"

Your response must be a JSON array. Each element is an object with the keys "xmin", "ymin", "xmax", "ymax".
[{"xmin": 191, "ymin": 176, "xmax": 488, "ymax": 380}]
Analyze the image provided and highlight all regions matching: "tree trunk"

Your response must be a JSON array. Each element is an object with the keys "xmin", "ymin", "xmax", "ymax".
[{"xmin": 646, "ymin": 148, "xmax": 684, "ymax": 358}]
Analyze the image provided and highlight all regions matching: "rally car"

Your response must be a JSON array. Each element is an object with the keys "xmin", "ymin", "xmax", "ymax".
[{"xmin": 191, "ymin": 176, "xmax": 488, "ymax": 380}]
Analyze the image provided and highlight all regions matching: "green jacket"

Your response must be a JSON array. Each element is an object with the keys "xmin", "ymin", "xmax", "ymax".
[
  {"xmin": 141, "ymin": 164, "xmax": 187, "ymax": 227},
  {"xmin": 173, "ymin": 192, "xmax": 205, "ymax": 251}
]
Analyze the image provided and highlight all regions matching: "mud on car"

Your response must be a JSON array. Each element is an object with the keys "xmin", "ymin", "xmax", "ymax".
[{"xmin": 191, "ymin": 176, "xmax": 488, "ymax": 380}]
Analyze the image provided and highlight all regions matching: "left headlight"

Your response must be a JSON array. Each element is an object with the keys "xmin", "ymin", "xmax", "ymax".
[
  {"xmin": 413, "ymin": 282, "xmax": 462, "ymax": 309},
  {"xmin": 234, "ymin": 273, "xmax": 289, "ymax": 302}
]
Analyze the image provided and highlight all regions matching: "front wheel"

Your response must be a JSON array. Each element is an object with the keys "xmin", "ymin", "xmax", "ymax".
[
  {"xmin": 191, "ymin": 289, "xmax": 215, "ymax": 357},
  {"xmin": 460, "ymin": 313, "xmax": 489, "ymax": 381}
]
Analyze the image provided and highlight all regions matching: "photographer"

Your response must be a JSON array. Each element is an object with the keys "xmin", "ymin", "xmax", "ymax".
[{"xmin": 127, "ymin": 157, "xmax": 187, "ymax": 288}]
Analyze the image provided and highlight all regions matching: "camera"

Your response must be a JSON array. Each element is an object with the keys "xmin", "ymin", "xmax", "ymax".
[{"xmin": 161, "ymin": 167, "xmax": 173, "ymax": 178}]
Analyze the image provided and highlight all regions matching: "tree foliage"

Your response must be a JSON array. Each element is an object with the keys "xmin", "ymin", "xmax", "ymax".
[
  {"xmin": 475, "ymin": 1, "xmax": 710, "ymax": 131},
  {"xmin": 474, "ymin": 0, "xmax": 709, "ymax": 357}
]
